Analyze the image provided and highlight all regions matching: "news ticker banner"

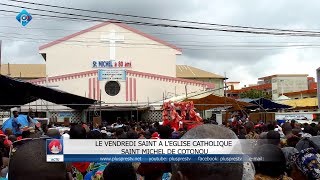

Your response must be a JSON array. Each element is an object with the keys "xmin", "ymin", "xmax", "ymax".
[{"xmin": 46, "ymin": 139, "xmax": 262, "ymax": 163}]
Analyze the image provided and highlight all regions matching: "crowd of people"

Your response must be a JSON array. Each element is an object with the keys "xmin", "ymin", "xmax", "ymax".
[
  {"xmin": 0, "ymin": 113, "xmax": 319, "ymax": 179},
  {"xmin": 224, "ymin": 118, "xmax": 320, "ymax": 180}
]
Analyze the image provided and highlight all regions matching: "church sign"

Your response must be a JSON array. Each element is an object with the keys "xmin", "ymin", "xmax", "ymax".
[
  {"xmin": 98, "ymin": 69, "xmax": 126, "ymax": 81},
  {"xmin": 92, "ymin": 60, "xmax": 132, "ymax": 68}
]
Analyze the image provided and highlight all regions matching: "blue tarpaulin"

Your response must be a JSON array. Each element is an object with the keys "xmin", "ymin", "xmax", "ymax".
[
  {"xmin": 238, "ymin": 98, "xmax": 291, "ymax": 110},
  {"xmin": 2, "ymin": 114, "xmax": 40, "ymax": 135},
  {"xmin": 2, "ymin": 115, "xmax": 31, "ymax": 135}
]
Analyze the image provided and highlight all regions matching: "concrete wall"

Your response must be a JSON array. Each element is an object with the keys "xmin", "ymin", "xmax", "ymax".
[
  {"xmin": 30, "ymin": 70, "xmax": 210, "ymax": 105},
  {"xmin": 180, "ymin": 78, "xmax": 224, "ymax": 96},
  {"xmin": 272, "ymin": 76, "xmax": 308, "ymax": 100}
]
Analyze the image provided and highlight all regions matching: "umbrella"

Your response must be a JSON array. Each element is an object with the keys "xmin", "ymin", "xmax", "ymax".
[{"xmin": 2, "ymin": 115, "xmax": 29, "ymax": 135}]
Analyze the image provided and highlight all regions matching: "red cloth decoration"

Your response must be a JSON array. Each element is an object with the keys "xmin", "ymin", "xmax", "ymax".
[
  {"xmin": 0, "ymin": 130, "xmax": 6, "ymax": 137},
  {"xmin": 151, "ymin": 132, "xmax": 160, "ymax": 139},
  {"xmin": 162, "ymin": 101, "xmax": 202, "ymax": 131},
  {"xmin": 4, "ymin": 139, "xmax": 12, "ymax": 147}
]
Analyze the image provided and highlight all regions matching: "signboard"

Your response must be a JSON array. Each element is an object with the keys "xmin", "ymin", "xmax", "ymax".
[
  {"xmin": 317, "ymin": 67, "xmax": 320, "ymax": 109},
  {"xmin": 58, "ymin": 112, "xmax": 72, "ymax": 118},
  {"xmin": 275, "ymin": 113, "xmax": 314, "ymax": 121},
  {"xmin": 92, "ymin": 60, "xmax": 132, "ymax": 68},
  {"xmin": 275, "ymin": 113, "xmax": 319, "ymax": 124},
  {"xmin": 98, "ymin": 69, "xmax": 126, "ymax": 81}
]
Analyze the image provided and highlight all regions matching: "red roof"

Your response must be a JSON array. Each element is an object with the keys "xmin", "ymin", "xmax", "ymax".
[
  {"xmin": 310, "ymin": 82, "xmax": 317, "ymax": 90},
  {"xmin": 227, "ymin": 89, "xmax": 241, "ymax": 94},
  {"xmin": 227, "ymin": 83, "xmax": 272, "ymax": 94},
  {"xmin": 39, "ymin": 21, "xmax": 181, "ymax": 52},
  {"xmin": 284, "ymin": 89, "xmax": 317, "ymax": 96},
  {"xmin": 241, "ymin": 83, "xmax": 272, "ymax": 91}
]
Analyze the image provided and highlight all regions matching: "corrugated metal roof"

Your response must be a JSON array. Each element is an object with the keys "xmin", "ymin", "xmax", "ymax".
[
  {"xmin": 176, "ymin": 65, "xmax": 224, "ymax": 79},
  {"xmin": 0, "ymin": 64, "xmax": 46, "ymax": 78},
  {"xmin": 280, "ymin": 98, "xmax": 318, "ymax": 108},
  {"xmin": 20, "ymin": 100, "xmax": 72, "ymax": 111},
  {"xmin": 258, "ymin": 74, "xmax": 308, "ymax": 80}
]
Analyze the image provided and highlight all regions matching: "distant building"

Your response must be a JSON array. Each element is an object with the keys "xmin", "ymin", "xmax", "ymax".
[
  {"xmin": 227, "ymin": 83, "xmax": 272, "ymax": 99},
  {"xmin": 258, "ymin": 74, "xmax": 309, "ymax": 100},
  {"xmin": 227, "ymin": 74, "xmax": 312, "ymax": 100},
  {"xmin": 0, "ymin": 64, "xmax": 46, "ymax": 80},
  {"xmin": 308, "ymin": 77, "xmax": 317, "ymax": 90},
  {"xmin": 226, "ymin": 82, "xmax": 241, "ymax": 90},
  {"xmin": 280, "ymin": 77, "xmax": 317, "ymax": 100},
  {"xmin": 176, "ymin": 65, "xmax": 225, "ymax": 96}
]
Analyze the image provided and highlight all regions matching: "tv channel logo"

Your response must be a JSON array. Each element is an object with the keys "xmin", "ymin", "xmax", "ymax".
[
  {"xmin": 16, "ymin": 9, "xmax": 32, "ymax": 26},
  {"xmin": 46, "ymin": 139, "xmax": 63, "ymax": 155}
]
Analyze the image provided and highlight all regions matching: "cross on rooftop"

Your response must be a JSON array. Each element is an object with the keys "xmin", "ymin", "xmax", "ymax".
[{"xmin": 101, "ymin": 30, "xmax": 124, "ymax": 60}]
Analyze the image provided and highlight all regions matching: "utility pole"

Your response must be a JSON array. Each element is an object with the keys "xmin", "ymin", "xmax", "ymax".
[
  {"xmin": 7, "ymin": 63, "xmax": 10, "ymax": 76},
  {"xmin": 185, "ymin": 85, "xmax": 188, "ymax": 98},
  {"xmin": 224, "ymin": 72, "xmax": 227, "ymax": 97},
  {"xmin": 224, "ymin": 72, "xmax": 227, "ymax": 123},
  {"xmin": 99, "ymin": 89, "xmax": 102, "ymax": 118}
]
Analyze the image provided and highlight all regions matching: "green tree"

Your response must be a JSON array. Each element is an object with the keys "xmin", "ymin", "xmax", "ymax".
[{"xmin": 239, "ymin": 89, "xmax": 271, "ymax": 99}]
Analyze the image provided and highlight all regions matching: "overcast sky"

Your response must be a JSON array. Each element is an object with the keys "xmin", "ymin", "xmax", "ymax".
[{"xmin": 0, "ymin": 0, "xmax": 320, "ymax": 85}]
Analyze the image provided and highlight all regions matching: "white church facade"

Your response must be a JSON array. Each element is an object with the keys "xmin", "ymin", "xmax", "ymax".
[{"xmin": 27, "ymin": 22, "xmax": 215, "ymax": 122}]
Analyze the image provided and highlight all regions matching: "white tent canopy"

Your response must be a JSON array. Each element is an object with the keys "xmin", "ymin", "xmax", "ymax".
[{"xmin": 19, "ymin": 99, "xmax": 73, "ymax": 112}]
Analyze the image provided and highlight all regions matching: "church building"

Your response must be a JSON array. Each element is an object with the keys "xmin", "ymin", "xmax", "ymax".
[{"xmin": 28, "ymin": 22, "xmax": 217, "ymax": 122}]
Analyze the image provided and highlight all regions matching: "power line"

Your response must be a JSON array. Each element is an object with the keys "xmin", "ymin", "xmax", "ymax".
[
  {"xmin": 1, "ymin": 35, "xmax": 320, "ymax": 51},
  {"xmin": 1, "ymin": 30, "xmax": 319, "ymax": 44},
  {"xmin": 1, "ymin": 4, "xmax": 320, "ymax": 37},
  {"xmin": 6, "ymin": 0, "xmax": 320, "ymax": 35},
  {"xmin": 0, "ymin": 24, "xmax": 293, "ymax": 39},
  {"xmin": 2, "ymin": 33, "xmax": 320, "ymax": 49},
  {"xmin": 2, "ymin": 31, "xmax": 320, "ymax": 46},
  {"xmin": 0, "ymin": 12, "xmax": 312, "ymax": 38}
]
